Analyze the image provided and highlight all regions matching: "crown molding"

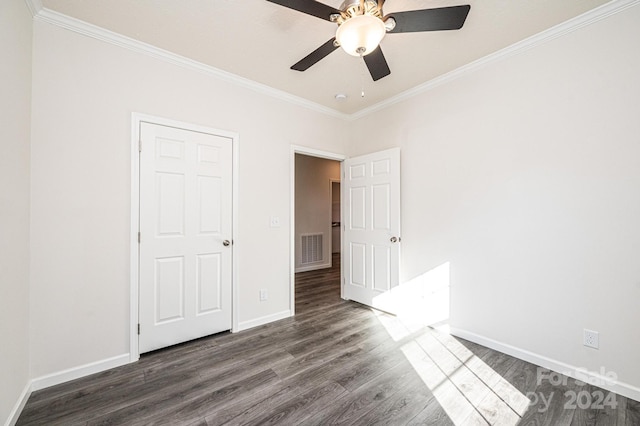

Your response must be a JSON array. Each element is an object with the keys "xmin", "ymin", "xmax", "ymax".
[
  {"xmin": 24, "ymin": 0, "xmax": 42, "ymax": 16},
  {"xmin": 30, "ymin": 0, "xmax": 638, "ymax": 122},
  {"xmin": 33, "ymin": 8, "xmax": 350, "ymax": 121},
  {"xmin": 349, "ymin": 0, "xmax": 640, "ymax": 121}
]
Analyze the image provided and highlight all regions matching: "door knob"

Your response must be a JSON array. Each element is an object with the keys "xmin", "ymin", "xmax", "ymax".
[
  {"xmin": 223, "ymin": 240, "xmax": 231, "ymax": 247},
  {"xmin": 390, "ymin": 236, "xmax": 398, "ymax": 243}
]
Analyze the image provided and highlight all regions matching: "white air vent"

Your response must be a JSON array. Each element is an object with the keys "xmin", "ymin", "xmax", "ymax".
[{"xmin": 301, "ymin": 233, "xmax": 323, "ymax": 265}]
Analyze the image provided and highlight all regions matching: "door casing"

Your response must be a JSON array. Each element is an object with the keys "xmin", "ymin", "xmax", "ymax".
[{"xmin": 130, "ymin": 112, "xmax": 239, "ymax": 361}]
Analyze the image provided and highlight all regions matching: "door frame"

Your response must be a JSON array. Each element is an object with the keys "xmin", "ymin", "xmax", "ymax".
[
  {"xmin": 130, "ymin": 112, "xmax": 240, "ymax": 362},
  {"xmin": 329, "ymin": 178, "xmax": 341, "ymax": 262},
  {"xmin": 290, "ymin": 146, "xmax": 346, "ymax": 316}
]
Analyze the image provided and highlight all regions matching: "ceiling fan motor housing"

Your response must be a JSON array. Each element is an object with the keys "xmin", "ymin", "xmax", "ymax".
[{"xmin": 336, "ymin": 0, "xmax": 383, "ymax": 23}]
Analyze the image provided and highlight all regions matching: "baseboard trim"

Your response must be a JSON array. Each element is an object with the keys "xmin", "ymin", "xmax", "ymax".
[
  {"xmin": 5, "ymin": 381, "xmax": 31, "ymax": 426},
  {"xmin": 236, "ymin": 310, "xmax": 292, "ymax": 332},
  {"xmin": 30, "ymin": 353, "xmax": 132, "ymax": 392},
  {"xmin": 450, "ymin": 327, "xmax": 640, "ymax": 403},
  {"xmin": 295, "ymin": 262, "xmax": 331, "ymax": 273}
]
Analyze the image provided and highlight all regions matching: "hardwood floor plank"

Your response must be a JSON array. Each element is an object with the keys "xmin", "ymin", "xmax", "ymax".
[
  {"xmin": 518, "ymin": 370, "xmax": 581, "ymax": 426},
  {"xmin": 626, "ymin": 397, "xmax": 640, "ymax": 425},
  {"xmin": 406, "ymin": 395, "xmax": 455, "ymax": 426},
  {"xmin": 206, "ymin": 383, "xmax": 303, "ymax": 426},
  {"xmin": 341, "ymin": 373, "xmax": 434, "ymax": 426},
  {"xmin": 186, "ymin": 419, "xmax": 208, "ymax": 426},
  {"xmin": 17, "ymin": 255, "xmax": 639, "ymax": 425},
  {"xmin": 87, "ymin": 369, "xmax": 280, "ymax": 426},
  {"xmin": 227, "ymin": 381, "xmax": 347, "ymax": 425},
  {"xmin": 21, "ymin": 364, "xmax": 145, "ymax": 409},
  {"xmin": 304, "ymin": 362, "xmax": 424, "ymax": 425},
  {"xmin": 334, "ymin": 338, "xmax": 413, "ymax": 392},
  {"xmin": 568, "ymin": 383, "xmax": 624, "ymax": 426}
]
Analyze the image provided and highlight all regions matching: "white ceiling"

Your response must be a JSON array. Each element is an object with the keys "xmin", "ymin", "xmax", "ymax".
[{"xmin": 41, "ymin": 0, "xmax": 611, "ymax": 114}]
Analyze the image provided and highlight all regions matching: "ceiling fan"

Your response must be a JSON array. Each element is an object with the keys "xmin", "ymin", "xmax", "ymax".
[{"xmin": 266, "ymin": 0, "xmax": 471, "ymax": 81}]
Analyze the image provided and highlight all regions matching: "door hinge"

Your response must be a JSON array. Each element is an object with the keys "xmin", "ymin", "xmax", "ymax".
[
  {"xmin": 138, "ymin": 232, "xmax": 141, "ymax": 243},
  {"xmin": 138, "ymin": 138, "xmax": 142, "ymax": 152},
  {"xmin": 137, "ymin": 324, "xmax": 140, "ymax": 335}
]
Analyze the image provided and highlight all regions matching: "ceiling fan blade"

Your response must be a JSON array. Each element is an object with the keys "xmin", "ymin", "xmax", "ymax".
[
  {"xmin": 291, "ymin": 38, "xmax": 339, "ymax": 71},
  {"xmin": 363, "ymin": 46, "xmax": 391, "ymax": 81},
  {"xmin": 386, "ymin": 5, "xmax": 471, "ymax": 33},
  {"xmin": 266, "ymin": 0, "xmax": 341, "ymax": 21}
]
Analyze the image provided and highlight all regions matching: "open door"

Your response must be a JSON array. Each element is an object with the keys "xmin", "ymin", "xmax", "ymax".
[{"xmin": 342, "ymin": 148, "xmax": 400, "ymax": 314}]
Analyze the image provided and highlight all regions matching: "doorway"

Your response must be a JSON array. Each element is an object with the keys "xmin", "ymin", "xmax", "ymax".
[
  {"xmin": 290, "ymin": 146, "xmax": 346, "ymax": 315},
  {"xmin": 294, "ymin": 154, "xmax": 341, "ymax": 272},
  {"xmin": 289, "ymin": 146, "xmax": 401, "ymax": 317}
]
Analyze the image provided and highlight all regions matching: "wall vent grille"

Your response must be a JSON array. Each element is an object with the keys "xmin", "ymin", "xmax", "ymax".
[{"xmin": 301, "ymin": 233, "xmax": 323, "ymax": 265}]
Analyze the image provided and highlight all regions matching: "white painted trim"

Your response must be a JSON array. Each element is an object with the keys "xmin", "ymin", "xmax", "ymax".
[
  {"xmin": 29, "ymin": 0, "xmax": 638, "ymax": 121},
  {"xmin": 329, "ymin": 177, "xmax": 341, "ymax": 268},
  {"xmin": 290, "ymin": 146, "xmax": 346, "ymax": 316},
  {"xmin": 130, "ymin": 113, "xmax": 240, "ymax": 357},
  {"xmin": 291, "ymin": 145, "xmax": 347, "ymax": 162},
  {"xmin": 30, "ymin": 354, "xmax": 131, "ymax": 392},
  {"xmin": 231, "ymin": 129, "xmax": 240, "ymax": 333},
  {"xmin": 24, "ymin": 0, "xmax": 42, "ymax": 17},
  {"xmin": 5, "ymin": 382, "xmax": 31, "ymax": 426},
  {"xmin": 340, "ymin": 162, "xmax": 346, "ymax": 301},
  {"xmin": 350, "ymin": 0, "xmax": 640, "ymax": 120},
  {"xmin": 236, "ymin": 310, "xmax": 292, "ymax": 332},
  {"xmin": 450, "ymin": 327, "xmax": 640, "ymax": 403},
  {"xmin": 32, "ymin": 8, "xmax": 348, "ymax": 121},
  {"xmin": 289, "ymin": 147, "xmax": 296, "ymax": 316},
  {"xmin": 129, "ymin": 114, "xmax": 141, "ymax": 363},
  {"xmin": 295, "ymin": 262, "xmax": 332, "ymax": 273}
]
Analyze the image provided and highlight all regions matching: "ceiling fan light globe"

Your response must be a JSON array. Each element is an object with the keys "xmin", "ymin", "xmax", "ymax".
[{"xmin": 336, "ymin": 15, "xmax": 386, "ymax": 57}]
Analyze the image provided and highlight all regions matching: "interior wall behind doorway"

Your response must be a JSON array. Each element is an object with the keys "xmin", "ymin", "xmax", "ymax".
[{"xmin": 294, "ymin": 154, "xmax": 340, "ymax": 272}]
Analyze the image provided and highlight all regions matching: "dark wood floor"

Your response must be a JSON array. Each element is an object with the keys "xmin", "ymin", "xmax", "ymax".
[{"xmin": 17, "ymin": 254, "xmax": 640, "ymax": 425}]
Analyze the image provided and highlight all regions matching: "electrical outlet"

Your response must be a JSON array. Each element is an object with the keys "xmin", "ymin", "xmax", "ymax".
[
  {"xmin": 260, "ymin": 289, "xmax": 268, "ymax": 301},
  {"xmin": 584, "ymin": 329, "xmax": 599, "ymax": 349},
  {"xmin": 270, "ymin": 216, "xmax": 281, "ymax": 228}
]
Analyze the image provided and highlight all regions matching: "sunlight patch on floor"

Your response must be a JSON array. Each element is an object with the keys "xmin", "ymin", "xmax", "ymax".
[
  {"xmin": 398, "ymin": 327, "xmax": 530, "ymax": 425},
  {"xmin": 369, "ymin": 258, "xmax": 530, "ymax": 425}
]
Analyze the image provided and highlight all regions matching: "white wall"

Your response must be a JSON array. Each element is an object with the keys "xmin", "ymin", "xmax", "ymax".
[
  {"xmin": 0, "ymin": 0, "xmax": 32, "ymax": 422},
  {"xmin": 29, "ymin": 20, "xmax": 348, "ymax": 379},
  {"xmin": 349, "ymin": 3, "xmax": 640, "ymax": 397},
  {"xmin": 294, "ymin": 154, "xmax": 340, "ymax": 271}
]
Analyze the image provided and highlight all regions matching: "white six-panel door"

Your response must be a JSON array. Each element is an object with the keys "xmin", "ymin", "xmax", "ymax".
[
  {"xmin": 343, "ymin": 148, "xmax": 401, "ymax": 314},
  {"xmin": 139, "ymin": 122, "xmax": 232, "ymax": 353}
]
